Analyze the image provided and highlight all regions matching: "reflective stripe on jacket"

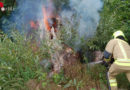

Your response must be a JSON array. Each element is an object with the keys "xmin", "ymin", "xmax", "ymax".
[{"xmin": 105, "ymin": 39, "xmax": 130, "ymax": 65}]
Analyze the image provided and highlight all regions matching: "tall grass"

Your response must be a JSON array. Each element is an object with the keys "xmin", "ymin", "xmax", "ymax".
[
  {"xmin": 0, "ymin": 31, "xmax": 44, "ymax": 90},
  {"xmin": 0, "ymin": 30, "xmax": 129, "ymax": 90}
]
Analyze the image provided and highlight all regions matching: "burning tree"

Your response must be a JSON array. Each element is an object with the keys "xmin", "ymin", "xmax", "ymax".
[{"xmin": 0, "ymin": 0, "xmax": 104, "ymax": 79}]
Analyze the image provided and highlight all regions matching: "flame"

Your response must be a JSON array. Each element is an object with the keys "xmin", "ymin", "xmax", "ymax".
[
  {"xmin": 42, "ymin": 6, "xmax": 57, "ymax": 32},
  {"xmin": 30, "ymin": 20, "xmax": 38, "ymax": 29},
  {"xmin": 42, "ymin": 7, "xmax": 52, "ymax": 31}
]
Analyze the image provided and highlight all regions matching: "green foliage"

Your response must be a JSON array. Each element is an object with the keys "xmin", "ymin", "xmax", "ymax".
[
  {"xmin": 38, "ymin": 72, "xmax": 50, "ymax": 88},
  {"xmin": 91, "ymin": 88, "xmax": 96, "ymax": 90},
  {"xmin": 117, "ymin": 73, "xmax": 130, "ymax": 89},
  {"xmin": 3, "ymin": 0, "xmax": 15, "ymax": 6},
  {"xmin": 0, "ymin": 0, "xmax": 129, "ymax": 90},
  {"xmin": 64, "ymin": 79, "xmax": 84, "ymax": 90},
  {"xmin": 0, "ymin": 31, "xmax": 44, "ymax": 89},
  {"xmin": 81, "ymin": 0, "xmax": 130, "ymax": 51},
  {"xmin": 88, "ymin": 65, "xmax": 107, "ymax": 84},
  {"xmin": 52, "ymin": 73, "xmax": 64, "ymax": 84},
  {"xmin": 60, "ymin": 24, "xmax": 79, "ymax": 49}
]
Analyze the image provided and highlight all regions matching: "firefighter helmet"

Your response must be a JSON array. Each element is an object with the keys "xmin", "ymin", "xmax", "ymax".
[{"xmin": 113, "ymin": 30, "xmax": 125, "ymax": 39}]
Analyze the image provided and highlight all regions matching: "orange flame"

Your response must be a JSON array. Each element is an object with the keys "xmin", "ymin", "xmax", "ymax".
[
  {"xmin": 43, "ymin": 7, "xmax": 51, "ymax": 31},
  {"xmin": 30, "ymin": 20, "xmax": 39, "ymax": 29},
  {"xmin": 42, "ymin": 6, "xmax": 57, "ymax": 32}
]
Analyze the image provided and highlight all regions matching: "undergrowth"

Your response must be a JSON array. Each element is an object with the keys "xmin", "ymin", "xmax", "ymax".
[
  {"xmin": 0, "ymin": 31, "xmax": 41, "ymax": 90},
  {"xmin": 0, "ymin": 29, "xmax": 129, "ymax": 90},
  {"xmin": 0, "ymin": 31, "xmax": 108, "ymax": 90}
]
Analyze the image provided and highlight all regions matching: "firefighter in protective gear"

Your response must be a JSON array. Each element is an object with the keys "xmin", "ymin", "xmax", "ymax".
[{"xmin": 103, "ymin": 30, "xmax": 130, "ymax": 90}]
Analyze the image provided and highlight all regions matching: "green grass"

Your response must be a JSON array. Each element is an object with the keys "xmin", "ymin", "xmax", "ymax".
[
  {"xmin": 0, "ymin": 31, "xmax": 44, "ymax": 90},
  {"xmin": 0, "ymin": 31, "xmax": 107, "ymax": 90},
  {"xmin": 0, "ymin": 30, "xmax": 130, "ymax": 90}
]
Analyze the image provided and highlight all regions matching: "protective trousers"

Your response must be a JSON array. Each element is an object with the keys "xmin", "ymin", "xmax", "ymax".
[{"xmin": 108, "ymin": 61, "xmax": 130, "ymax": 90}]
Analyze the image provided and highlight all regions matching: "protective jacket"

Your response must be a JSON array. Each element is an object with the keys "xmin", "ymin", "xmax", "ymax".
[
  {"xmin": 104, "ymin": 38, "xmax": 130, "ymax": 90},
  {"xmin": 105, "ymin": 39, "xmax": 130, "ymax": 62}
]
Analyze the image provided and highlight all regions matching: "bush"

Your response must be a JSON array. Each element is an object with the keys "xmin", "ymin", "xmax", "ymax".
[{"xmin": 0, "ymin": 31, "xmax": 43, "ymax": 89}]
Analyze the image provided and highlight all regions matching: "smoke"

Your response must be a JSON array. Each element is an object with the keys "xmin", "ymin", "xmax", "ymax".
[
  {"xmin": 73, "ymin": 0, "xmax": 102, "ymax": 36},
  {"xmin": 1, "ymin": 0, "xmax": 40, "ymax": 32},
  {"xmin": 1, "ymin": 0, "xmax": 54, "ymax": 33},
  {"xmin": 1, "ymin": 0, "xmax": 103, "ymax": 49},
  {"xmin": 62, "ymin": 0, "xmax": 103, "ymax": 37},
  {"xmin": 60, "ymin": 0, "xmax": 103, "ymax": 49}
]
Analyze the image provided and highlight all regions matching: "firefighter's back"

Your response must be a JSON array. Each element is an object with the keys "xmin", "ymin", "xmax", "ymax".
[{"xmin": 112, "ymin": 39, "xmax": 130, "ymax": 60}]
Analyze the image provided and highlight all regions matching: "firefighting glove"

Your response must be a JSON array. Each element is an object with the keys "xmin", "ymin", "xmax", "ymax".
[
  {"xmin": 102, "ymin": 60, "xmax": 109, "ymax": 68},
  {"xmin": 104, "ymin": 58, "xmax": 110, "ymax": 63}
]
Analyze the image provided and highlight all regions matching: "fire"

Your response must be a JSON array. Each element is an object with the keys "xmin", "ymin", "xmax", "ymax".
[
  {"xmin": 29, "ymin": 2, "xmax": 59, "ymax": 39},
  {"xmin": 42, "ymin": 6, "xmax": 57, "ymax": 33},
  {"xmin": 30, "ymin": 20, "xmax": 39, "ymax": 29}
]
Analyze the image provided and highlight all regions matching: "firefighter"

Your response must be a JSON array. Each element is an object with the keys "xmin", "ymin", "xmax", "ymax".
[{"xmin": 103, "ymin": 30, "xmax": 130, "ymax": 90}]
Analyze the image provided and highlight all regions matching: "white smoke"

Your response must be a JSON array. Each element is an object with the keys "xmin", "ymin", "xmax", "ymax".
[
  {"xmin": 60, "ymin": 0, "xmax": 103, "ymax": 50},
  {"xmin": 1, "ymin": 0, "xmax": 103, "ymax": 49},
  {"xmin": 62, "ymin": 0, "xmax": 103, "ymax": 38}
]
